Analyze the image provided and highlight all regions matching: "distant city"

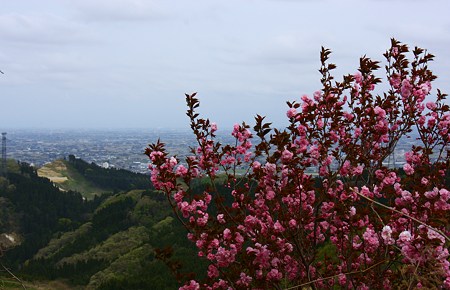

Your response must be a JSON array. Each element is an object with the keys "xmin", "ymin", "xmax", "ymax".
[
  {"xmin": 1, "ymin": 128, "xmax": 421, "ymax": 174},
  {"xmin": 1, "ymin": 128, "xmax": 235, "ymax": 174}
]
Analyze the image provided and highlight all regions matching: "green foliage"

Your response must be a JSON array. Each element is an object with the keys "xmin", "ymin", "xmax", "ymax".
[
  {"xmin": 0, "ymin": 196, "xmax": 20, "ymax": 234},
  {"xmin": 152, "ymin": 216, "xmax": 174, "ymax": 232},
  {"xmin": 88, "ymin": 244, "xmax": 153, "ymax": 289},
  {"xmin": 131, "ymin": 199, "xmax": 161, "ymax": 227},
  {"xmin": 33, "ymin": 222, "xmax": 94, "ymax": 261},
  {"xmin": 92, "ymin": 196, "xmax": 136, "ymax": 240},
  {"xmin": 6, "ymin": 159, "xmax": 21, "ymax": 174},
  {"xmin": 57, "ymin": 226, "xmax": 149, "ymax": 267}
]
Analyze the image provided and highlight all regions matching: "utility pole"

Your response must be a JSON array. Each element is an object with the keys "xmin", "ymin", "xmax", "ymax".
[{"xmin": 1, "ymin": 132, "xmax": 6, "ymax": 176}]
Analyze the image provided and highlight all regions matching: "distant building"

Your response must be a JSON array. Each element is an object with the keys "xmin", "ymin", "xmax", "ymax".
[{"xmin": 1, "ymin": 132, "xmax": 6, "ymax": 176}]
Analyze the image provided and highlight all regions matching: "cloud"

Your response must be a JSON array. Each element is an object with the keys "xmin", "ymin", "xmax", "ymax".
[
  {"xmin": 0, "ymin": 13, "xmax": 88, "ymax": 45},
  {"xmin": 1, "ymin": 0, "xmax": 450, "ymax": 129},
  {"xmin": 69, "ymin": 0, "xmax": 166, "ymax": 23}
]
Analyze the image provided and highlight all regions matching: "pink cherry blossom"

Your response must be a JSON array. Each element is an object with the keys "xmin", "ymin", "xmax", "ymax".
[
  {"xmin": 211, "ymin": 122, "xmax": 218, "ymax": 132},
  {"xmin": 381, "ymin": 225, "xmax": 394, "ymax": 245},
  {"xmin": 398, "ymin": 230, "xmax": 412, "ymax": 243},
  {"xmin": 391, "ymin": 46, "xmax": 398, "ymax": 56},
  {"xmin": 287, "ymin": 108, "xmax": 297, "ymax": 118},
  {"xmin": 389, "ymin": 73, "xmax": 401, "ymax": 88},
  {"xmin": 373, "ymin": 106, "xmax": 386, "ymax": 118},
  {"xmin": 180, "ymin": 280, "xmax": 200, "ymax": 290},
  {"xmin": 281, "ymin": 149, "xmax": 294, "ymax": 163},
  {"xmin": 217, "ymin": 214, "xmax": 226, "ymax": 224},
  {"xmin": 354, "ymin": 72, "xmax": 363, "ymax": 84},
  {"xmin": 426, "ymin": 102, "xmax": 437, "ymax": 110},
  {"xmin": 176, "ymin": 164, "xmax": 188, "ymax": 176},
  {"xmin": 403, "ymin": 163, "xmax": 414, "ymax": 175},
  {"xmin": 401, "ymin": 79, "xmax": 413, "ymax": 98}
]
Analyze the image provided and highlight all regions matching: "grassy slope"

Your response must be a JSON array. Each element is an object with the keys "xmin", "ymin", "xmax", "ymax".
[
  {"xmin": 37, "ymin": 160, "xmax": 107, "ymax": 199},
  {"xmin": 0, "ymin": 278, "xmax": 82, "ymax": 290}
]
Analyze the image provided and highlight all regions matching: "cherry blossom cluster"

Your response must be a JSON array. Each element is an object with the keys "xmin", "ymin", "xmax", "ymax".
[{"xmin": 146, "ymin": 39, "xmax": 450, "ymax": 289}]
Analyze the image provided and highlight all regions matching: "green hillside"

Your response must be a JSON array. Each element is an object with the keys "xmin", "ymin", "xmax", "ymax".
[
  {"xmin": 37, "ymin": 156, "xmax": 151, "ymax": 199},
  {"xmin": 22, "ymin": 189, "xmax": 204, "ymax": 289},
  {"xmin": 38, "ymin": 159, "xmax": 106, "ymax": 199},
  {"xmin": 0, "ymin": 161, "xmax": 204, "ymax": 289}
]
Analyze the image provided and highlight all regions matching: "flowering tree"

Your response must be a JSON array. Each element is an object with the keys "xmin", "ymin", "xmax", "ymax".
[{"xmin": 146, "ymin": 39, "xmax": 450, "ymax": 289}]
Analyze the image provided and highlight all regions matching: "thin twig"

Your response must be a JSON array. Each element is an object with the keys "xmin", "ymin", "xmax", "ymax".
[
  {"xmin": 370, "ymin": 203, "xmax": 385, "ymax": 226},
  {"xmin": 354, "ymin": 189, "xmax": 450, "ymax": 243},
  {"xmin": 407, "ymin": 261, "xmax": 420, "ymax": 290},
  {"xmin": 284, "ymin": 260, "xmax": 385, "ymax": 290},
  {"xmin": 1, "ymin": 262, "xmax": 26, "ymax": 290}
]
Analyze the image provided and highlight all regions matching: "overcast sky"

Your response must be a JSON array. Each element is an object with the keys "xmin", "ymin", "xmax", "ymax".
[{"xmin": 0, "ymin": 0, "xmax": 449, "ymax": 130}]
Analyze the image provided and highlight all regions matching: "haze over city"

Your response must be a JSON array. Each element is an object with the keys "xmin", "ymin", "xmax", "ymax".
[{"xmin": 1, "ymin": 0, "xmax": 450, "ymax": 129}]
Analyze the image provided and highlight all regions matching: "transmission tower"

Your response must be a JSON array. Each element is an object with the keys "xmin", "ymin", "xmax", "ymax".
[{"xmin": 1, "ymin": 132, "xmax": 6, "ymax": 176}]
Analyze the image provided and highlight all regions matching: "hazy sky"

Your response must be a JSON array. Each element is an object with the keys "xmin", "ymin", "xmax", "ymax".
[{"xmin": 1, "ymin": 0, "xmax": 449, "ymax": 130}]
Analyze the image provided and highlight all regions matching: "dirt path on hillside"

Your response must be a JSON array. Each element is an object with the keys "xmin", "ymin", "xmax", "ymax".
[{"xmin": 37, "ymin": 160, "xmax": 68, "ymax": 183}]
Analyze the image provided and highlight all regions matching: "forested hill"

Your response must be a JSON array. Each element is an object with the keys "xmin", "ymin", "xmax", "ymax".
[
  {"xmin": 38, "ymin": 155, "xmax": 151, "ymax": 199},
  {"xmin": 0, "ymin": 161, "xmax": 204, "ymax": 289},
  {"xmin": 0, "ymin": 162, "xmax": 97, "ymax": 273}
]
